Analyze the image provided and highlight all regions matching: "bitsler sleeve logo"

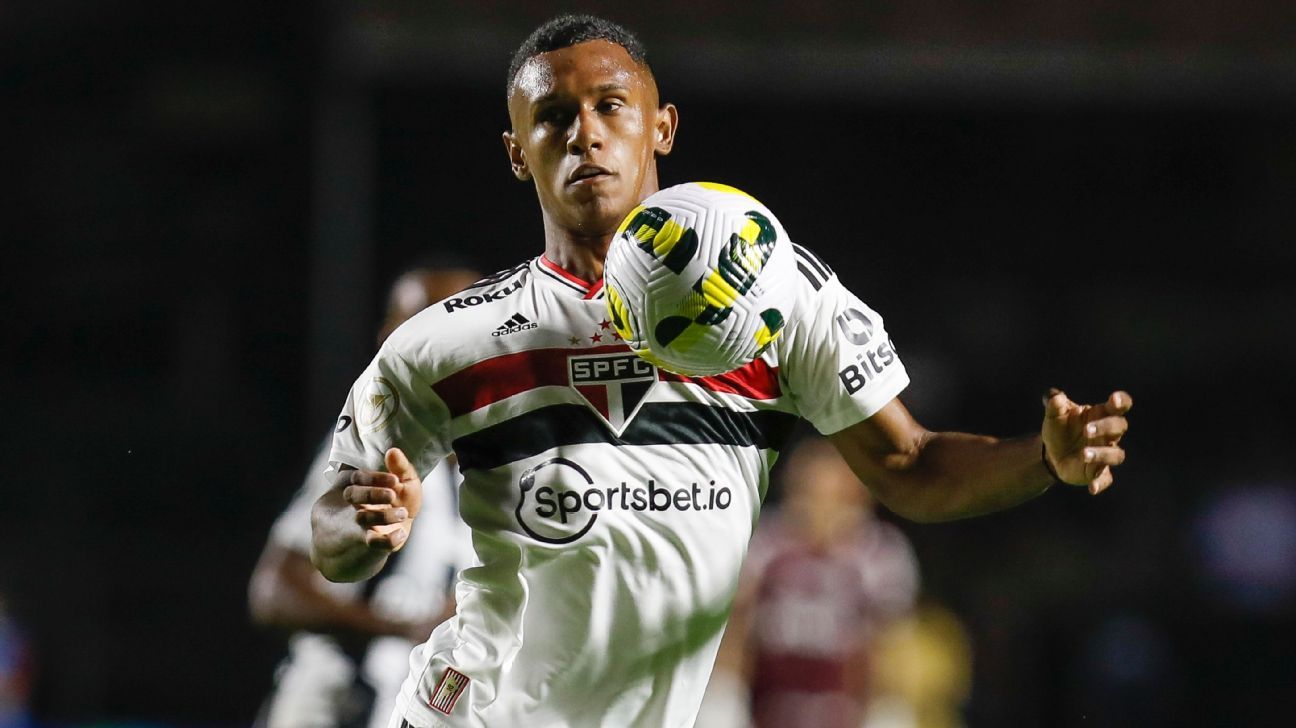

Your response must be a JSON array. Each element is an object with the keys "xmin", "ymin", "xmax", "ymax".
[{"xmin": 833, "ymin": 308, "xmax": 898, "ymax": 395}]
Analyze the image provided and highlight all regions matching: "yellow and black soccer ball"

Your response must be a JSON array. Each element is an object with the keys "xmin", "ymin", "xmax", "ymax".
[{"xmin": 605, "ymin": 182, "xmax": 798, "ymax": 376}]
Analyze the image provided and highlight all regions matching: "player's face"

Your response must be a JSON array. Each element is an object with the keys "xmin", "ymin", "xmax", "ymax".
[{"xmin": 504, "ymin": 40, "xmax": 677, "ymax": 238}]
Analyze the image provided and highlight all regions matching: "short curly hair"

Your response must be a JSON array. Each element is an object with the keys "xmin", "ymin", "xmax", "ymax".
[{"xmin": 506, "ymin": 14, "xmax": 650, "ymax": 94}]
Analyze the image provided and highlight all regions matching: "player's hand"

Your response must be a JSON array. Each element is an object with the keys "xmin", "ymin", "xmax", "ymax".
[
  {"xmin": 340, "ymin": 448, "xmax": 423, "ymax": 552},
  {"xmin": 1041, "ymin": 388, "xmax": 1132, "ymax": 495}
]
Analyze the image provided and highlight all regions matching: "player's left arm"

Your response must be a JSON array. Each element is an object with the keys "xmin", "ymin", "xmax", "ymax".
[{"xmin": 828, "ymin": 389, "xmax": 1131, "ymax": 523}]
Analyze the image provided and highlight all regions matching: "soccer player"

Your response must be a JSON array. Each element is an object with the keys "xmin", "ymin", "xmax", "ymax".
[
  {"xmin": 718, "ymin": 437, "xmax": 921, "ymax": 728},
  {"xmin": 251, "ymin": 265, "xmax": 479, "ymax": 728},
  {"xmin": 310, "ymin": 14, "xmax": 1133, "ymax": 728}
]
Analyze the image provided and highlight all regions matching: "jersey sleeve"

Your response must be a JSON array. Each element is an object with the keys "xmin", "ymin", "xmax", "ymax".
[
  {"xmin": 328, "ymin": 342, "xmax": 451, "ymax": 478},
  {"xmin": 778, "ymin": 247, "xmax": 909, "ymax": 434},
  {"xmin": 267, "ymin": 436, "xmax": 333, "ymax": 554}
]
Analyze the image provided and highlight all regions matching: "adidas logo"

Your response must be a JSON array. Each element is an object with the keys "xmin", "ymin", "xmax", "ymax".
[{"xmin": 492, "ymin": 313, "xmax": 538, "ymax": 337}]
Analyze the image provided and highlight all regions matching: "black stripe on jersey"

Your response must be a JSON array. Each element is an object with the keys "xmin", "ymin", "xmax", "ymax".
[
  {"xmin": 453, "ymin": 403, "xmax": 798, "ymax": 472},
  {"xmin": 463, "ymin": 262, "xmax": 530, "ymax": 291},
  {"xmin": 797, "ymin": 262, "xmax": 823, "ymax": 291},
  {"xmin": 793, "ymin": 243, "xmax": 832, "ymax": 281}
]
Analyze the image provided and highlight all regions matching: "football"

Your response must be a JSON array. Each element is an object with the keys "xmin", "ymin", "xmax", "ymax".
[{"xmin": 604, "ymin": 181, "xmax": 798, "ymax": 376}]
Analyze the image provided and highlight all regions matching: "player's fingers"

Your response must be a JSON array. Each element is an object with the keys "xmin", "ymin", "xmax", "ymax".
[
  {"xmin": 350, "ymin": 469, "xmax": 399, "ymax": 488},
  {"xmin": 1099, "ymin": 390, "xmax": 1133, "ymax": 416},
  {"xmin": 1083, "ymin": 445, "xmax": 1126, "ymax": 469},
  {"xmin": 385, "ymin": 447, "xmax": 419, "ymax": 483},
  {"xmin": 1088, "ymin": 468, "xmax": 1114, "ymax": 495},
  {"xmin": 363, "ymin": 524, "xmax": 408, "ymax": 551},
  {"xmin": 344, "ymin": 485, "xmax": 398, "ymax": 505},
  {"xmin": 1042, "ymin": 388, "xmax": 1069, "ymax": 420},
  {"xmin": 355, "ymin": 506, "xmax": 409, "ymax": 528},
  {"xmin": 1085, "ymin": 416, "xmax": 1128, "ymax": 443}
]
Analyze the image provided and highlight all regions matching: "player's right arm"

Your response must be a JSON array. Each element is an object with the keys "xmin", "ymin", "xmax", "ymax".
[
  {"xmin": 311, "ymin": 447, "xmax": 423, "ymax": 582},
  {"xmin": 252, "ymin": 441, "xmax": 427, "ymax": 636},
  {"xmin": 311, "ymin": 330, "xmax": 451, "ymax": 583}
]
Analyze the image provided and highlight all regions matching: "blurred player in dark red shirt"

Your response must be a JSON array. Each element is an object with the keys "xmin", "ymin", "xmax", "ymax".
[{"xmin": 717, "ymin": 437, "xmax": 920, "ymax": 728}]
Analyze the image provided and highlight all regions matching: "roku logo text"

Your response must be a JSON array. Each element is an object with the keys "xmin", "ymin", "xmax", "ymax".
[{"xmin": 443, "ymin": 278, "xmax": 525, "ymax": 311}]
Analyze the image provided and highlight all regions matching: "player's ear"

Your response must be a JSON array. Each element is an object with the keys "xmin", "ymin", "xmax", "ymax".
[
  {"xmin": 654, "ymin": 103, "xmax": 678, "ymax": 156},
  {"xmin": 502, "ymin": 130, "xmax": 531, "ymax": 181}
]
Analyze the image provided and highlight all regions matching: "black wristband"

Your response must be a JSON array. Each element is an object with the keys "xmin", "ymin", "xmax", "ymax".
[{"xmin": 1041, "ymin": 443, "xmax": 1063, "ymax": 483}]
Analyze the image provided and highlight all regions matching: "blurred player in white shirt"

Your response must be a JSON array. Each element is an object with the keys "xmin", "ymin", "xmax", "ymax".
[{"xmin": 250, "ymin": 265, "xmax": 478, "ymax": 728}]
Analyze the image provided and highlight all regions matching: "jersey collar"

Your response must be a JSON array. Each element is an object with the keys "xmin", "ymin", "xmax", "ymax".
[{"xmin": 536, "ymin": 255, "xmax": 606, "ymax": 300}]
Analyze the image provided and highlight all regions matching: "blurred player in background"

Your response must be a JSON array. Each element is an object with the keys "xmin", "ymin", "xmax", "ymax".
[
  {"xmin": 250, "ymin": 264, "xmax": 480, "ymax": 728},
  {"xmin": 704, "ymin": 437, "xmax": 920, "ymax": 728},
  {"xmin": 310, "ymin": 14, "xmax": 1132, "ymax": 728}
]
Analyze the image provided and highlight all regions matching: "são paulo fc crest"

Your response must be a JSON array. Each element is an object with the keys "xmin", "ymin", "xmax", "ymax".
[{"xmin": 568, "ymin": 352, "xmax": 658, "ymax": 435}]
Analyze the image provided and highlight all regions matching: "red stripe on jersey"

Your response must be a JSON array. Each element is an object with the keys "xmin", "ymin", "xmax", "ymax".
[
  {"xmin": 579, "ymin": 380, "xmax": 609, "ymax": 412},
  {"xmin": 434, "ymin": 347, "xmax": 781, "ymax": 417},
  {"xmin": 662, "ymin": 358, "xmax": 781, "ymax": 400},
  {"xmin": 434, "ymin": 345, "xmax": 631, "ymax": 417},
  {"xmin": 539, "ymin": 255, "xmax": 596, "ymax": 291},
  {"xmin": 583, "ymin": 278, "xmax": 605, "ymax": 299}
]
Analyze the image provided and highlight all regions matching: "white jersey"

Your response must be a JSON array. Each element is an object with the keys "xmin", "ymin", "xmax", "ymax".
[
  {"xmin": 329, "ymin": 250, "xmax": 908, "ymax": 728},
  {"xmin": 263, "ymin": 440, "xmax": 472, "ymax": 728}
]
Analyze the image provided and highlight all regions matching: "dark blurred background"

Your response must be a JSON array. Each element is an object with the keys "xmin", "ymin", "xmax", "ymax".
[{"xmin": 4, "ymin": 1, "xmax": 1295, "ymax": 726}]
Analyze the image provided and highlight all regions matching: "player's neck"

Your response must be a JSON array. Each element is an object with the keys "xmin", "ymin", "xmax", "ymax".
[
  {"xmin": 541, "ymin": 227, "xmax": 611, "ymax": 284},
  {"xmin": 540, "ymin": 169, "xmax": 662, "ymax": 283}
]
